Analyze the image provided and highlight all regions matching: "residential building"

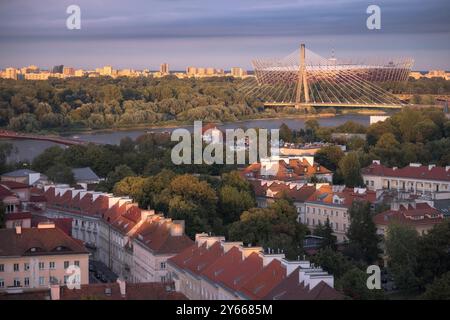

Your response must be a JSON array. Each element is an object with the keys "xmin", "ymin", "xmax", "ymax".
[
  {"xmin": 241, "ymin": 156, "xmax": 333, "ymax": 183},
  {"xmin": 167, "ymin": 233, "xmax": 343, "ymax": 300},
  {"xmin": 0, "ymin": 223, "xmax": 89, "ymax": 292},
  {"xmin": 373, "ymin": 202, "xmax": 445, "ymax": 237},
  {"xmin": 231, "ymin": 67, "xmax": 246, "ymax": 78},
  {"xmin": 301, "ymin": 185, "xmax": 376, "ymax": 242},
  {"xmin": 0, "ymin": 279, "xmax": 186, "ymax": 300},
  {"xmin": 3, "ymin": 68, "xmax": 18, "ymax": 80},
  {"xmin": 362, "ymin": 161, "xmax": 450, "ymax": 195},
  {"xmin": 249, "ymin": 180, "xmax": 317, "ymax": 211},
  {"xmin": 41, "ymin": 186, "xmax": 193, "ymax": 283},
  {"xmin": 72, "ymin": 167, "xmax": 101, "ymax": 186},
  {"xmin": 63, "ymin": 67, "xmax": 75, "ymax": 76},
  {"xmin": 160, "ymin": 63, "xmax": 169, "ymax": 74},
  {"xmin": 1, "ymin": 169, "xmax": 42, "ymax": 185}
]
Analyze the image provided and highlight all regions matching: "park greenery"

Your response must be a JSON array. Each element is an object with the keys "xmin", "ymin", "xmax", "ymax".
[{"xmin": 0, "ymin": 76, "xmax": 449, "ymax": 132}]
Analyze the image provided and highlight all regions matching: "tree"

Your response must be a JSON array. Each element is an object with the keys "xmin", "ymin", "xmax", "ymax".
[
  {"xmin": 31, "ymin": 146, "xmax": 64, "ymax": 173},
  {"xmin": 103, "ymin": 165, "xmax": 136, "ymax": 191},
  {"xmin": 313, "ymin": 217, "xmax": 337, "ymax": 250},
  {"xmin": 219, "ymin": 185, "xmax": 255, "ymax": 224},
  {"xmin": 421, "ymin": 272, "xmax": 450, "ymax": 300},
  {"xmin": 370, "ymin": 133, "xmax": 401, "ymax": 166},
  {"xmin": 228, "ymin": 200, "xmax": 308, "ymax": 259},
  {"xmin": 338, "ymin": 268, "xmax": 384, "ymax": 300},
  {"xmin": 45, "ymin": 164, "xmax": 75, "ymax": 184},
  {"xmin": 338, "ymin": 152, "xmax": 363, "ymax": 187},
  {"xmin": 345, "ymin": 201, "xmax": 381, "ymax": 264},
  {"xmin": 385, "ymin": 223, "xmax": 419, "ymax": 292},
  {"xmin": 315, "ymin": 145, "xmax": 345, "ymax": 171},
  {"xmin": 279, "ymin": 123, "xmax": 293, "ymax": 142},
  {"xmin": 312, "ymin": 247, "xmax": 353, "ymax": 279},
  {"xmin": 415, "ymin": 221, "xmax": 450, "ymax": 289},
  {"xmin": 113, "ymin": 176, "xmax": 148, "ymax": 201}
]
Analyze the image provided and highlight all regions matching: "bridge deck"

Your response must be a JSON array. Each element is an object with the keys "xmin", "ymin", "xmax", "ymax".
[{"xmin": 263, "ymin": 102, "xmax": 405, "ymax": 109}]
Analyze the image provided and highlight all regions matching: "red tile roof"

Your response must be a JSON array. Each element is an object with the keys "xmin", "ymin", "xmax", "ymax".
[
  {"xmin": 238, "ymin": 259, "xmax": 286, "ymax": 300},
  {"xmin": 0, "ymin": 226, "xmax": 88, "ymax": 257},
  {"xmin": 0, "ymin": 181, "xmax": 29, "ymax": 189},
  {"xmin": 264, "ymin": 267, "xmax": 344, "ymax": 300},
  {"xmin": 373, "ymin": 202, "xmax": 445, "ymax": 227},
  {"xmin": 250, "ymin": 180, "xmax": 317, "ymax": 202},
  {"xmin": 134, "ymin": 219, "xmax": 193, "ymax": 254},
  {"xmin": 306, "ymin": 185, "xmax": 376, "ymax": 208},
  {"xmin": 242, "ymin": 158, "xmax": 332, "ymax": 182},
  {"xmin": 362, "ymin": 162, "xmax": 450, "ymax": 182}
]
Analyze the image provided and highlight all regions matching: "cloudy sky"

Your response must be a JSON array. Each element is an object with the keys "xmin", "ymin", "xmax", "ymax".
[{"xmin": 0, "ymin": 0, "xmax": 449, "ymax": 70}]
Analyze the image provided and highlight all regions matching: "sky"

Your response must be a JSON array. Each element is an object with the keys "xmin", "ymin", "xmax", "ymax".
[{"xmin": 0, "ymin": 0, "xmax": 449, "ymax": 71}]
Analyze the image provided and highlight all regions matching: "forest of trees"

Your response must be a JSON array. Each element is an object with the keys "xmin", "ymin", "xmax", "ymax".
[{"xmin": 0, "ymin": 76, "xmax": 449, "ymax": 132}]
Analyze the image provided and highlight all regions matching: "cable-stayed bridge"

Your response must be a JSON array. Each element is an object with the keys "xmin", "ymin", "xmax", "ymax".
[{"xmin": 237, "ymin": 44, "xmax": 414, "ymax": 109}]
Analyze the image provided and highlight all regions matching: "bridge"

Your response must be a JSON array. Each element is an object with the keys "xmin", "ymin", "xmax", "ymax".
[
  {"xmin": 237, "ymin": 43, "xmax": 414, "ymax": 109},
  {"xmin": 0, "ymin": 130, "xmax": 91, "ymax": 146}
]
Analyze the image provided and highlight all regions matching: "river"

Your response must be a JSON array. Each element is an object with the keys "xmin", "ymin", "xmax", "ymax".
[{"xmin": 2, "ymin": 114, "xmax": 372, "ymax": 162}]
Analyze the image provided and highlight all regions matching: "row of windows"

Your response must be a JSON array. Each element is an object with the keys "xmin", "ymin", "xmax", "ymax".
[
  {"xmin": 306, "ymin": 218, "xmax": 347, "ymax": 232},
  {"xmin": 0, "ymin": 276, "xmax": 71, "ymax": 288},
  {"xmin": 0, "ymin": 261, "xmax": 80, "ymax": 273},
  {"xmin": 306, "ymin": 207, "xmax": 346, "ymax": 218}
]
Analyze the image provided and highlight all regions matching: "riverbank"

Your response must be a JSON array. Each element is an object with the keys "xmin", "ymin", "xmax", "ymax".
[{"xmin": 17, "ymin": 109, "xmax": 386, "ymax": 137}]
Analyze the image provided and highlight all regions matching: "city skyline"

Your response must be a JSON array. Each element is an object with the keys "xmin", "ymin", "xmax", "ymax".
[{"xmin": 0, "ymin": 0, "xmax": 449, "ymax": 70}]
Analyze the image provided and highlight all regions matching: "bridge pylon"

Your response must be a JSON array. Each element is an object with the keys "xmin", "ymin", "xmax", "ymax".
[{"xmin": 295, "ymin": 43, "xmax": 310, "ymax": 109}]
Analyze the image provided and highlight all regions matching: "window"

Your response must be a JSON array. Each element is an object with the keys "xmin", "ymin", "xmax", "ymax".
[
  {"xmin": 64, "ymin": 261, "xmax": 70, "ymax": 269},
  {"xmin": 0, "ymin": 264, "xmax": 4, "ymax": 272},
  {"xmin": 39, "ymin": 276, "xmax": 45, "ymax": 286},
  {"xmin": 14, "ymin": 263, "xmax": 19, "ymax": 272},
  {"xmin": 49, "ymin": 262, "xmax": 55, "ymax": 270},
  {"xmin": 13, "ymin": 278, "xmax": 21, "ymax": 287},
  {"xmin": 335, "ymin": 223, "xmax": 339, "ymax": 231},
  {"xmin": 160, "ymin": 276, "xmax": 166, "ymax": 283},
  {"xmin": 24, "ymin": 277, "xmax": 30, "ymax": 287},
  {"xmin": 50, "ymin": 276, "xmax": 58, "ymax": 284},
  {"xmin": 38, "ymin": 262, "xmax": 44, "ymax": 270},
  {"xmin": 64, "ymin": 275, "xmax": 69, "ymax": 285},
  {"xmin": 160, "ymin": 262, "xmax": 166, "ymax": 269},
  {"xmin": 0, "ymin": 279, "xmax": 4, "ymax": 288},
  {"xmin": 74, "ymin": 261, "xmax": 80, "ymax": 267},
  {"xmin": 24, "ymin": 263, "xmax": 29, "ymax": 271}
]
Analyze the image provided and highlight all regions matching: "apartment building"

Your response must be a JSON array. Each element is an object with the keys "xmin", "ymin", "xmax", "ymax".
[
  {"xmin": 241, "ymin": 156, "xmax": 333, "ymax": 183},
  {"xmin": 42, "ymin": 186, "xmax": 192, "ymax": 283},
  {"xmin": 0, "ymin": 223, "xmax": 89, "ymax": 292},
  {"xmin": 300, "ymin": 185, "xmax": 376, "ymax": 242},
  {"xmin": 362, "ymin": 161, "xmax": 450, "ymax": 194},
  {"xmin": 373, "ymin": 202, "xmax": 445, "ymax": 237},
  {"xmin": 167, "ymin": 233, "xmax": 343, "ymax": 300}
]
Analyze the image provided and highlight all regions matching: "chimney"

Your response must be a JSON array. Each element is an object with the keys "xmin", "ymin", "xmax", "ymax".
[
  {"xmin": 50, "ymin": 284, "xmax": 60, "ymax": 300},
  {"xmin": 170, "ymin": 220, "xmax": 185, "ymax": 236},
  {"xmin": 238, "ymin": 245, "xmax": 263, "ymax": 258},
  {"xmin": 259, "ymin": 252, "xmax": 285, "ymax": 267},
  {"xmin": 15, "ymin": 226, "xmax": 22, "ymax": 235},
  {"xmin": 281, "ymin": 259, "xmax": 311, "ymax": 276},
  {"xmin": 221, "ymin": 241, "xmax": 243, "ymax": 253},
  {"xmin": 117, "ymin": 278, "xmax": 126, "ymax": 297},
  {"xmin": 428, "ymin": 164, "xmax": 436, "ymax": 171},
  {"xmin": 141, "ymin": 209, "xmax": 155, "ymax": 221}
]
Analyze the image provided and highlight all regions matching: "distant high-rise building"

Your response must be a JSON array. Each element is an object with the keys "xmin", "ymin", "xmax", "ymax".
[
  {"xmin": 231, "ymin": 67, "xmax": 246, "ymax": 78},
  {"xmin": 160, "ymin": 63, "xmax": 169, "ymax": 74},
  {"xmin": 4, "ymin": 67, "xmax": 18, "ymax": 80},
  {"xmin": 101, "ymin": 65, "xmax": 113, "ymax": 76},
  {"xmin": 186, "ymin": 66, "xmax": 196, "ymax": 75},
  {"xmin": 52, "ymin": 65, "xmax": 64, "ymax": 74},
  {"xmin": 63, "ymin": 67, "xmax": 75, "ymax": 76},
  {"xmin": 74, "ymin": 69, "xmax": 85, "ymax": 77},
  {"xmin": 206, "ymin": 67, "xmax": 215, "ymax": 75}
]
